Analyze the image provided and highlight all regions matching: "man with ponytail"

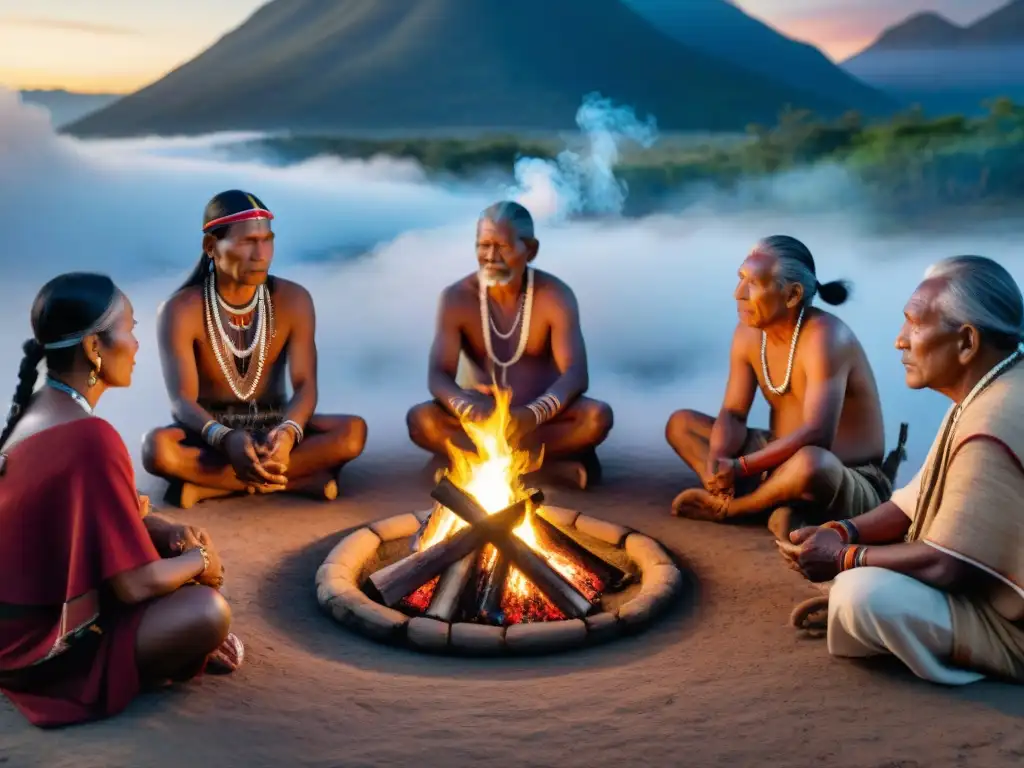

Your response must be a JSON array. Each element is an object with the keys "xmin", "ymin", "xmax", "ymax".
[
  {"xmin": 142, "ymin": 190, "xmax": 367, "ymax": 508},
  {"xmin": 667, "ymin": 235, "xmax": 906, "ymax": 536},
  {"xmin": 0, "ymin": 273, "xmax": 242, "ymax": 728}
]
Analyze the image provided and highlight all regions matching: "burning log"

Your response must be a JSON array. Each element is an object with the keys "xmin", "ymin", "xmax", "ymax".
[
  {"xmin": 424, "ymin": 554, "xmax": 475, "ymax": 622},
  {"xmin": 532, "ymin": 511, "xmax": 630, "ymax": 592},
  {"xmin": 431, "ymin": 478, "xmax": 595, "ymax": 620},
  {"xmin": 366, "ymin": 490, "xmax": 542, "ymax": 607},
  {"xmin": 476, "ymin": 546, "xmax": 511, "ymax": 625}
]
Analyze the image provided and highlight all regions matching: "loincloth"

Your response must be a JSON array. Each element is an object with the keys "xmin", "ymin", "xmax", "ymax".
[
  {"xmin": 738, "ymin": 428, "xmax": 892, "ymax": 520},
  {"xmin": 177, "ymin": 401, "xmax": 285, "ymax": 447}
]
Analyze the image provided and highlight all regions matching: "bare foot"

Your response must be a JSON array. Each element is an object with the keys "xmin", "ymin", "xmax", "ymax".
[
  {"xmin": 288, "ymin": 472, "xmax": 339, "ymax": 501},
  {"xmin": 166, "ymin": 482, "xmax": 235, "ymax": 510},
  {"xmin": 206, "ymin": 633, "xmax": 245, "ymax": 674},
  {"xmin": 670, "ymin": 488, "xmax": 731, "ymax": 521}
]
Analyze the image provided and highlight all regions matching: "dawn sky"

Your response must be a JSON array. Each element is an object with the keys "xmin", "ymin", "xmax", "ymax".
[{"xmin": 0, "ymin": 0, "xmax": 1009, "ymax": 93}]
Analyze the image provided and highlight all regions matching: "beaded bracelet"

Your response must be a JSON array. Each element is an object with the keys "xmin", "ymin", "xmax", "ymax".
[
  {"xmin": 196, "ymin": 544, "xmax": 211, "ymax": 576},
  {"xmin": 822, "ymin": 519, "xmax": 860, "ymax": 545},
  {"xmin": 201, "ymin": 420, "xmax": 232, "ymax": 449},
  {"xmin": 837, "ymin": 544, "xmax": 868, "ymax": 572},
  {"xmin": 526, "ymin": 393, "xmax": 561, "ymax": 425},
  {"xmin": 447, "ymin": 396, "xmax": 473, "ymax": 419},
  {"xmin": 280, "ymin": 419, "xmax": 304, "ymax": 444}
]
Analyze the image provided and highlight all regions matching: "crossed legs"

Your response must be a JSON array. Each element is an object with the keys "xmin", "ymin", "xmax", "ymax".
[
  {"xmin": 665, "ymin": 408, "xmax": 850, "ymax": 530},
  {"xmin": 406, "ymin": 396, "xmax": 613, "ymax": 489},
  {"xmin": 142, "ymin": 414, "xmax": 368, "ymax": 508}
]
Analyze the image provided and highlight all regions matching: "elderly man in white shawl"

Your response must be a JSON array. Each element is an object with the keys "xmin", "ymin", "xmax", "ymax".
[{"xmin": 780, "ymin": 255, "xmax": 1024, "ymax": 685}]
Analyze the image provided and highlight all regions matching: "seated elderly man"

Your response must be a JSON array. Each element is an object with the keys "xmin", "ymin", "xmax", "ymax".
[
  {"xmin": 667, "ymin": 235, "xmax": 906, "ymax": 536},
  {"xmin": 781, "ymin": 255, "xmax": 1024, "ymax": 685},
  {"xmin": 406, "ymin": 201, "xmax": 613, "ymax": 489}
]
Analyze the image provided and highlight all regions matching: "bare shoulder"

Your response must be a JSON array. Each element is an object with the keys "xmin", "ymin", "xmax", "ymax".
[
  {"xmin": 802, "ymin": 308, "xmax": 858, "ymax": 352},
  {"xmin": 438, "ymin": 273, "xmax": 478, "ymax": 310},
  {"xmin": 731, "ymin": 321, "xmax": 760, "ymax": 356},
  {"xmin": 269, "ymin": 276, "xmax": 313, "ymax": 311},
  {"xmin": 532, "ymin": 269, "xmax": 578, "ymax": 310},
  {"xmin": 158, "ymin": 285, "xmax": 204, "ymax": 331}
]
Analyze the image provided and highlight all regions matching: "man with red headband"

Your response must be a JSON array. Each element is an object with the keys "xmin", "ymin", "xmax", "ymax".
[
  {"xmin": 665, "ymin": 235, "xmax": 906, "ymax": 537},
  {"xmin": 142, "ymin": 190, "xmax": 367, "ymax": 508}
]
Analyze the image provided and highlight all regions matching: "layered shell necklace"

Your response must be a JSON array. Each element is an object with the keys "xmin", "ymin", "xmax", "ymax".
[
  {"xmin": 203, "ymin": 272, "xmax": 274, "ymax": 402},
  {"xmin": 761, "ymin": 305, "xmax": 805, "ymax": 396},
  {"xmin": 480, "ymin": 267, "xmax": 534, "ymax": 387}
]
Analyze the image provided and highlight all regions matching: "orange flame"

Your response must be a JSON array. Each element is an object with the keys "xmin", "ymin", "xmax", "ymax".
[{"xmin": 423, "ymin": 388, "xmax": 596, "ymax": 611}]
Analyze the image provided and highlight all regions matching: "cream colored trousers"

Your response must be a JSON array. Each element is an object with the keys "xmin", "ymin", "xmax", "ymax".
[{"xmin": 827, "ymin": 567, "xmax": 985, "ymax": 685}]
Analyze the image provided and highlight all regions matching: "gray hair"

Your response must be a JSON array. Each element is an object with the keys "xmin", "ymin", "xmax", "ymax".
[
  {"xmin": 752, "ymin": 235, "xmax": 850, "ymax": 306},
  {"xmin": 924, "ymin": 255, "xmax": 1024, "ymax": 350},
  {"xmin": 480, "ymin": 200, "xmax": 535, "ymax": 241}
]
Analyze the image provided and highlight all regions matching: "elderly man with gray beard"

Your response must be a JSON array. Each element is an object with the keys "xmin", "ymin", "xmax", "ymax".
[
  {"xmin": 782, "ymin": 256, "xmax": 1024, "ymax": 685},
  {"xmin": 666, "ymin": 235, "xmax": 907, "ymax": 536}
]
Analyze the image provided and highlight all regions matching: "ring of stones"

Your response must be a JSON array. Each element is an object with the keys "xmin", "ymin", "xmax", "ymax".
[{"xmin": 315, "ymin": 507, "xmax": 685, "ymax": 655}]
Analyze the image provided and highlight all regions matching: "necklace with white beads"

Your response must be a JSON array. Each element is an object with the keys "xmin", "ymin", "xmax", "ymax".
[
  {"xmin": 480, "ymin": 268, "xmax": 534, "ymax": 387},
  {"xmin": 203, "ymin": 273, "xmax": 268, "ymax": 401},
  {"xmin": 761, "ymin": 305, "xmax": 805, "ymax": 395}
]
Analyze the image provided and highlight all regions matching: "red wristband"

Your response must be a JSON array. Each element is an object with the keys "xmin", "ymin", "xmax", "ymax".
[{"xmin": 738, "ymin": 456, "xmax": 750, "ymax": 476}]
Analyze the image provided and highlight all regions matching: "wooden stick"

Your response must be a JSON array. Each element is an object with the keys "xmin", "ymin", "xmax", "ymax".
[
  {"xmin": 533, "ymin": 511, "xmax": 630, "ymax": 591},
  {"xmin": 476, "ymin": 546, "xmax": 510, "ymax": 625},
  {"xmin": 424, "ymin": 553, "xmax": 475, "ymax": 622},
  {"xmin": 430, "ymin": 478, "xmax": 594, "ymax": 619},
  {"xmin": 366, "ymin": 491, "xmax": 541, "ymax": 607}
]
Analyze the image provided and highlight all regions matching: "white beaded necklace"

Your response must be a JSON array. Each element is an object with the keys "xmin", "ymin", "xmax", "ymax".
[
  {"xmin": 761, "ymin": 305, "xmax": 805, "ymax": 396},
  {"xmin": 210, "ymin": 283, "xmax": 264, "ymax": 359},
  {"xmin": 203, "ymin": 273, "xmax": 269, "ymax": 401},
  {"xmin": 489, "ymin": 291, "xmax": 525, "ymax": 340},
  {"xmin": 480, "ymin": 268, "xmax": 534, "ymax": 387},
  {"xmin": 217, "ymin": 290, "xmax": 259, "ymax": 316}
]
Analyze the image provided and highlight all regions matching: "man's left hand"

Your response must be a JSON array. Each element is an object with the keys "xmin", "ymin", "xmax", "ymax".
[
  {"xmin": 707, "ymin": 457, "xmax": 738, "ymax": 497},
  {"xmin": 507, "ymin": 406, "xmax": 540, "ymax": 443},
  {"xmin": 789, "ymin": 527, "xmax": 845, "ymax": 583}
]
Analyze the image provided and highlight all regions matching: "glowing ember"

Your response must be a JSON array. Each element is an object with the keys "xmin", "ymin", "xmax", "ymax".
[
  {"xmin": 401, "ymin": 575, "xmax": 439, "ymax": 613},
  {"xmin": 411, "ymin": 388, "xmax": 605, "ymax": 622}
]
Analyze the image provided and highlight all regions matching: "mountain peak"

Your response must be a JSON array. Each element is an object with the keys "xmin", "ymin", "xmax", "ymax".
[
  {"xmin": 67, "ymin": 0, "xmax": 875, "ymax": 138},
  {"xmin": 870, "ymin": 11, "xmax": 964, "ymax": 52}
]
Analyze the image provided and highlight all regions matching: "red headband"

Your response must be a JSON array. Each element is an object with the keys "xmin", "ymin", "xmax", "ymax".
[{"xmin": 202, "ymin": 208, "xmax": 274, "ymax": 232}]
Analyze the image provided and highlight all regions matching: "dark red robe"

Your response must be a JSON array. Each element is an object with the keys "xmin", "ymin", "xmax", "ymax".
[{"xmin": 0, "ymin": 418, "xmax": 160, "ymax": 728}]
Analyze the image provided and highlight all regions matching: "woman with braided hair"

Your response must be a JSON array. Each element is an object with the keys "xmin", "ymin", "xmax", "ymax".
[{"xmin": 0, "ymin": 273, "xmax": 243, "ymax": 729}]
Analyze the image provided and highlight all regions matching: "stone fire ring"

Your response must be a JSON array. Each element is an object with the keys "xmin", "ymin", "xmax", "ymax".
[{"xmin": 315, "ymin": 506, "xmax": 684, "ymax": 655}]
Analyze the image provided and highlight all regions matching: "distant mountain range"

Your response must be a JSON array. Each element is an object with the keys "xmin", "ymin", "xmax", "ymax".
[
  {"xmin": 843, "ymin": 0, "xmax": 1024, "ymax": 113},
  {"xmin": 18, "ymin": 89, "xmax": 121, "ymax": 128},
  {"xmin": 622, "ymin": 0, "xmax": 893, "ymax": 114},
  {"xmin": 66, "ymin": 0, "xmax": 895, "ymax": 138}
]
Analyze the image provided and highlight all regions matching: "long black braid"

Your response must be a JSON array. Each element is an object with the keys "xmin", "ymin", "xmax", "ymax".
[{"xmin": 0, "ymin": 339, "xmax": 45, "ymax": 449}]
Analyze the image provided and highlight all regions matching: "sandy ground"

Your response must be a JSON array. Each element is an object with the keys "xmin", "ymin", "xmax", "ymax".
[{"xmin": 2, "ymin": 447, "xmax": 1022, "ymax": 768}]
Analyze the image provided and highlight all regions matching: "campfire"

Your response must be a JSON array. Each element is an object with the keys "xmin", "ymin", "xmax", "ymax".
[{"xmin": 366, "ymin": 390, "xmax": 629, "ymax": 626}]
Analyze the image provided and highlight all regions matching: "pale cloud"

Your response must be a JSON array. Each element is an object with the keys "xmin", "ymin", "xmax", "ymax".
[{"xmin": 0, "ymin": 15, "xmax": 139, "ymax": 36}]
